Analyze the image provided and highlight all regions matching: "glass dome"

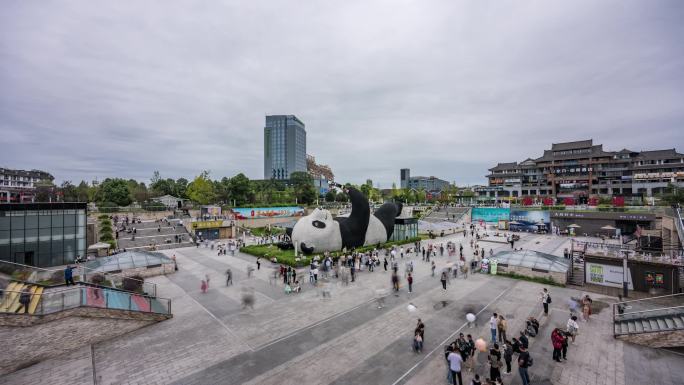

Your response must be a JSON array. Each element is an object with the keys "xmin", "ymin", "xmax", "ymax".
[
  {"xmin": 492, "ymin": 250, "xmax": 569, "ymax": 273},
  {"xmin": 84, "ymin": 251, "xmax": 173, "ymax": 272}
]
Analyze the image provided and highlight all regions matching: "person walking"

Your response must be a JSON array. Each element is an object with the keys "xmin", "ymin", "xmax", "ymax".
[
  {"xmin": 19, "ymin": 287, "xmax": 31, "ymax": 314},
  {"xmin": 431, "ymin": 261, "xmax": 436, "ymax": 277},
  {"xmin": 225, "ymin": 269, "xmax": 233, "ymax": 286},
  {"xmin": 447, "ymin": 347, "xmax": 464, "ymax": 385},
  {"xmin": 518, "ymin": 345, "xmax": 532, "ymax": 385},
  {"xmin": 391, "ymin": 272, "xmax": 399, "ymax": 293},
  {"xmin": 489, "ymin": 313, "xmax": 498, "ymax": 342},
  {"xmin": 503, "ymin": 340, "xmax": 513, "ymax": 375},
  {"xmin": 497, "ymin": 315, "xmax": 507, "ymax": 343},
  {"xmin": 541, "ymin": 288, "xmax": 551, "ymax": 316},
  {"xmin": 205, "ymin": 274, "xmax": 210, "ymax": 289},
  {"xmin": 441, "ymin": 271, "xmax": 448, "ymax": 291},
  {"xmin": 256, "ymin": 258, "xmax": 261, "ymax": 270},
  {"xmin": 200, "ymin": 279, "xmax": 208, "ymax": 293},
  {"xmin": 407, "ymin": 273, "xmax": 413, "ymax": 293},
  {"xmin": 566, "ymin": 315, "xmax": 579, "ymax": 343},
  {"xmin": 582, "ymin": 295, "xmax": 593, "ymax": 321},
  {"xmin": 383, "ymin": 257, "xmax": 388, "ymax": 271}
]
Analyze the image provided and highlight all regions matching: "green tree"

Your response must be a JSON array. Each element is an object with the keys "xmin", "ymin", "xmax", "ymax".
[
  {"xmin": 174, "ymin": 178, "xmax": 189, "ymax": 198},
  {"xmin": 60, "ymin": 181, "xmax": 78, "ymax": 202},
  {"xmin": 335, "ymin": 191, "xmax": 348, "ymax": 202},
  {"xmin": 186, "ymin": 171, "xmax": 216, "ymax": 205},
  {"xmin": 34, "ymin": 178, "xmax": 57, "ymax": 202},
  {"xmin": 99, "ymin": 178, "xmax": 132, "ymax": 206},
  {"xmin": 76, "ymin": 181, "xmax": 90, "ymax": 202},
  {"xmin": 228, "ymin": 173, "xmax": 253, "ymax": 205},
  {"xmin": 150, "ymin": 171, "xmax": 173, "ymax": 197},
  {"xmin": 290, "ymin": 172, "xmax": 317, "ymax": 205},
  {"xmin": 662, "ymin": 183, "xmax": 684, "ymax": 206},
  {"xmin": 325, "ymin": 190, "xmax": 337, "ymax": 202}
]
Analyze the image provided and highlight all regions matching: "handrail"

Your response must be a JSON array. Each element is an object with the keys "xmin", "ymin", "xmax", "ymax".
[
  {"xmin": 615, "ymin": 293, "xmax": 684, "ymax": 305},
  {"xmin": 618, "ymin": 305, "xmax": 684, "ymax": 317},
  {"xmin": 0, "ymin": 287, "xmax": 171, "ymax": 315},
  {"xmin": 0, "ymin": 287, "xmax": 168, "ymax": 302},
  {"xmin": 674, "ymin": 208, "xmax": 684, "ymax": 252},
  {"xmin": 0, "ymin": 259, "xmax": 54, "ymax": 272},
  {"xmin": 0, "ymin": 259, "xmax": 157, "ymax": 297}
]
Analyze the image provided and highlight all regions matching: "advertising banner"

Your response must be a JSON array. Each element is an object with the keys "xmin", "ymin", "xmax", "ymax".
[
  {"xmin": 472, "ymin": 207, "xmax": 510, "ymax": 223},
  {"xmin": 231, "ymin": 206, "xmax": 304, "ymax": 219},
  {"xmin": 509, "ymin": 210, "xmax": 550, "ymax": 232},
  {"xmin": 585, "ymin": 262, "xmax": 633, "ymax": 289},
  {"xmin": 201, "ymin": 206, "xmax": 222, "ymax": 217}
]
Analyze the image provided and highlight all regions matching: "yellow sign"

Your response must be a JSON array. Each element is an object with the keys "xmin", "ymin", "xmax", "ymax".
[{"xmin": 191, "ymin": 220, "xmax": 223, "ymax": 229}]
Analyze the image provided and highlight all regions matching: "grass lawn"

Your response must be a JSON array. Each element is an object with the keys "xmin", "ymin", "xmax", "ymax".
[{"xmin": 241, "ymin": 236, "xmax": 422, "ymax": 267}]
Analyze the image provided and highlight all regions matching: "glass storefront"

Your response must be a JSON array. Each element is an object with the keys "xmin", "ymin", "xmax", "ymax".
[
  {"xmin": 391, "ymin": 218, "xmax": 418, "ymax": 242},
  {"xmin": 0, "ymin": 203, "xmax": 87, "ymax": 267}
]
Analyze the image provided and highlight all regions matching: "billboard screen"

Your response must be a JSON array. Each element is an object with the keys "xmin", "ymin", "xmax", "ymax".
[
  {"xmin": 472, "ymin": 207, "xmax": 510, "ymax": 223},
  {"xmin": 231, "ymin": 206, "xmax": 304, "ymax": 219},
  {"xmin": 510, "ymin": 210, "xmax": 550, "ymax": 232}
]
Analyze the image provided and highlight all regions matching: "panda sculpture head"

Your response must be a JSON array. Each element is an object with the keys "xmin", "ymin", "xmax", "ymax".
[{"xmin": 291, "ymin": 208, "xmax": 342, "ymax": 254}]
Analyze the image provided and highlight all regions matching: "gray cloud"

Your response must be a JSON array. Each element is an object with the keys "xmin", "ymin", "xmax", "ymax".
[{"xmin": 1, "ymin": 0, "xmax": 683, "ymax": 187}]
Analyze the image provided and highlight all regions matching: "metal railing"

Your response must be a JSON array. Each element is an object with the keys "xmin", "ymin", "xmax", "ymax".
[
  {"xmin": 612, "ymin": 293, "xmax": 684, "ymax": 335},
  {"xmin": 674, "ymin": 208, "xmax": 684, "ymax": 252},
  {"xmin": 0, "ymin": 259, "xmax": 157, "ymax": 297},
  {"xmin": 0, "ymin": 287, "xmax": 171, "ymax": 316}
]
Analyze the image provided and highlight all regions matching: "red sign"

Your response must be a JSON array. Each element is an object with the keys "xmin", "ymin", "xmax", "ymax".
[{"xmin": 612, "ymin": 196, "xmax": 625, "ymax": 207}]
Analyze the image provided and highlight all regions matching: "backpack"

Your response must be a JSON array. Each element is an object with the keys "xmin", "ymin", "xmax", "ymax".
[
  {"xmin": 528, "ymin": 355, "xmax": 534, "ymax": 367},
  {"xmin": 546, "ymin": 295, "xmax": 552, "ymax": 304}
]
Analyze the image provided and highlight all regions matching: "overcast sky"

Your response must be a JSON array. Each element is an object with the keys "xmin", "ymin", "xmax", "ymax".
[{"xmin": 1, "ymin": 0, "xmax": 683, "ymax": 188}]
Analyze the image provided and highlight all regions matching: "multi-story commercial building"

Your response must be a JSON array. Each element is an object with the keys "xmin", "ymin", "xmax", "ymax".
[
  {"xmin": 0, "ymin": 168, "xmax": 54, "ymax": 203},
  {"xmin": 264, "ymin": 115, "xmax": 307, "ymax": 180},
  {"xmin": 399, "ymin": 168, "xmax": 450, "ymax": 191},
  {"xmin": 480, "ymin": 140, "xmax": 684, "ymax": 202},
  {"xmin": 0, "ymin": 202, "xmax": 87, "ymax": 267}
]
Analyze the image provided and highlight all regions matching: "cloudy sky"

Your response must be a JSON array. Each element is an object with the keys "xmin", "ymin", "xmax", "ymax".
[{"xmin": 1, "ymin": 0, "xmax": 683, "ymax": 188}]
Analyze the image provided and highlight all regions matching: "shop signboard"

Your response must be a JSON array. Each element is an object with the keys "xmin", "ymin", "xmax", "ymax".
[
  {"xmin": 192, "ymin": 220, "xmax": 224, "ymax": 230},
  {"xmin": 472, "ymin": 207, "xmax": 510, "ymax": 223},
  {"xmin": 585, "ymin": 262, "xmax": 633, "ymax": 289},
  {"xmin": 509, "ymin": 210, "xmax": 550, "ymax": 231},
  {"xmin": 231, "ymin": 206, "xmax": 304, "ymax": 219}
]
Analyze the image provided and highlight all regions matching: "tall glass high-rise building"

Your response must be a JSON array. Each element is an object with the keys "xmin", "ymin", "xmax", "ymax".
[{"xmin": 264, "ymin": 115, "xmax": 307, "ymax": 179}]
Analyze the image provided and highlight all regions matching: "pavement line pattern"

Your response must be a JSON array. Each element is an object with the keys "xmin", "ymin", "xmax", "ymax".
[
  {"xmin": 389, "ymin": 285, "xmax": 512, "ymax": 385},
  {"xmin": 252, "ymin": 296, "xmax": 378, "ymax": 351},
  {"xmin": 185, "ymin": 288, "xmax": 255, "ymax": 352}
]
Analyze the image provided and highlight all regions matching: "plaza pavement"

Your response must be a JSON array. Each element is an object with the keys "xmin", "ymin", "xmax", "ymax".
[{"xmin": 1, "ymin": 231, "xmax": 682, "ymax": 385}]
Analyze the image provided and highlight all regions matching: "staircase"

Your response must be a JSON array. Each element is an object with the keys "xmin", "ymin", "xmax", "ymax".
[
  {"xmin": 116, "ymin": 219, "xmax": 194, "ymax": 251},
  {"xmin": 613, "ymin": 294, "xmax": 684, "ymax": 348},
  {"xmin": 567, "ymin": 250, "xmax": 585, "ymax": 286},
  {"xmin": 0, "ymin": 282, "xmax": 44, "ymax": 314}
]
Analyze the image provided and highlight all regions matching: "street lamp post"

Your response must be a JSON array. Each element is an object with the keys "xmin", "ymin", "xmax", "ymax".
[{"xmin": 622, "ymin": 249, "xmax": 629, "ymax": 298}]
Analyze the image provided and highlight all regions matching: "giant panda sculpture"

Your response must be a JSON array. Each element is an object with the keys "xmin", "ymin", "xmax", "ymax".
[{"xmin": 291, "ymin": 187, "xmax": 402, "ymax": 254}]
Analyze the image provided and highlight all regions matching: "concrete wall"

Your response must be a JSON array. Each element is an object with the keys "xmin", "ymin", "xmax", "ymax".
[
  {"xmin": 616, "ymin": 330, "xmax": 684, "ymax": 348},
  {"xmin": 496, "ymin": 264, "xmax": 567, "ymax": 285},
  {"xmin": 0, "ymin": 307, "xmax": 169, "ymax": 375}
]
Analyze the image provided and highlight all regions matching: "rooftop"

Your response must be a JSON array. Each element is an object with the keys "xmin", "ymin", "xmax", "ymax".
[{"xmin": 551, "ymin": 139, "xmax": 593, "ymax": 151}]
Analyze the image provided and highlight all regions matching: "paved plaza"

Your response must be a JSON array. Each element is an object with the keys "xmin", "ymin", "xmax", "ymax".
[{"xmin": 1, "ymin": 231, "xmax": 683, "ymax": 385}]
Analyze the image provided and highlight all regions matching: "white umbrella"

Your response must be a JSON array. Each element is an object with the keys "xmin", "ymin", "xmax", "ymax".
[
  {"xmin": 567, "ymin": 224, "xmax": 581, "ymax": 228},
  {"xmin": 601, "ymin": 225, "xmax": 617, "ymax": 230}
]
